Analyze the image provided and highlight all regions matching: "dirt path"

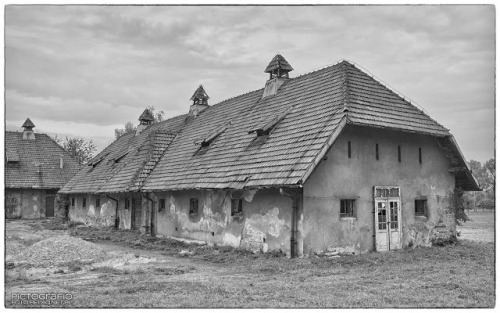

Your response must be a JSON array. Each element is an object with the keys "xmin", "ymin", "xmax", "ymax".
[{"xmin": 5, "ymin": 219, "xmax": 231, "ymax": 302}]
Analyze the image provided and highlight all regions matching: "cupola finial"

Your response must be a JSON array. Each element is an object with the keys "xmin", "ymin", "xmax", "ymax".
[{"xmin": 264, "ymin": 54, "xmax": 294, "ymax": 80}]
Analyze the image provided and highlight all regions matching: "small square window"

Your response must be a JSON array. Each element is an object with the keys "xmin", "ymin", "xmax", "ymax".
[
  {"xmin": 231, "ymin": 198, "xmax": 243, "ymax": 216},
  {"xmin": 82, "ymin": 198, "xmax": 87, "ymax": 208},
  {"xmin": 71, "ymin": 198, "xmax": 75, "ymax": 207},
  {"xmin": 159, "ymin": 199, "xmax": 166, "ymax": 212},
  {"xmin": 415, "ymin": 199, "xmax": 427, "ymax": 217},
  {"xmin": 96, "ymin": 198, "xmax": 101, "ymax": 207},
  {"xmin": 340, "ymin": 199, "xmax": 356, "ymax": 218},
  {"xmin": 189, "ymin": 198, "xmax": 199, "ymax": 215}
]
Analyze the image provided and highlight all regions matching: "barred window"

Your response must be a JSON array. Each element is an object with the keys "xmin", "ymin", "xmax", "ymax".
[{"xmin": 340, "ymin": 199, "xmax": 356, "ymax": 218}]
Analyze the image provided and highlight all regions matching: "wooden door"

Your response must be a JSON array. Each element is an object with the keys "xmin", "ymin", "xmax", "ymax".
[
  {"xmin": 374, "ymin": 187, "xmax": 402, "ymax": 252},
  {"xmin": 46, "ymin": 196, "xmax": 55, "ymax": 218}
]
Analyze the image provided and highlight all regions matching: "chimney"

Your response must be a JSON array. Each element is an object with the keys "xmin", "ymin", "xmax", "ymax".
[
  {"xmin": 262, "ymin": 54, "xmax": 293, "ymax": 98},
  {"xmin": 188, "ymin": 85, "xmax": 210, "ymax": 117},
  {"xmin": 22, "ymin": 118, "xmax": 36, "ymax": 140},
  {"xmin": 136, "ymin": 109, "xmax": 154, "ymax": 135}
]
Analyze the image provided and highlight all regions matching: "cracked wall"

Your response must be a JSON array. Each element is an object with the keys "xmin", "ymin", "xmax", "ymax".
[
  {"xmin": 303, "ymin": 125, "xmax": 456, "ymax": 255},
  {"xmin": 153, "ymin": 188, "xmax": 293, "ymax": 255}
]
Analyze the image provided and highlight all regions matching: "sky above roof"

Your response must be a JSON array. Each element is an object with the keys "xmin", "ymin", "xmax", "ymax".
[{"xmin": 5, "ymin": 5, "xmax": 495, "ymax": 162}]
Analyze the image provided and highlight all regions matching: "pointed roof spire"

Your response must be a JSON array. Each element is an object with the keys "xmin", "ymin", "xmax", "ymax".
[
  {"xmin": 138, "ymin": 109, "xmax": 154, "ymax": 125},
  {"xmin": 264, "ymin": 54, "xmax": 294, "ymax": 79},
  {"xmin": 190, "ymin": 85, "xmax": 210, "ymax": 106},
  {"xmin": 22, "ymin": 118, "xmax": 35, "ymax": 129}
]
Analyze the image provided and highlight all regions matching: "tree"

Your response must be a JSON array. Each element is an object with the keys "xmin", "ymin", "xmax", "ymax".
[
  {"xmin": 54, "ymin": 136, "xmax": 97, "ymax": 166},
  {"xmin": 114, "ymin": 106, "xmax": 165, "ymax": 139},
  {"xmin": 467, "ymin": 158, "xmax": 495, "ymax": 211},
  {"xmin": 114, "ymin": 121, "xmax": 136, "ymax": 138}
]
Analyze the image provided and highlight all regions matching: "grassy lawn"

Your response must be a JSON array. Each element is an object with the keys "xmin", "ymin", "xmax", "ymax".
[{"xmin": 5, "ymin": 214, "xmax": 495, "ymax": 308}]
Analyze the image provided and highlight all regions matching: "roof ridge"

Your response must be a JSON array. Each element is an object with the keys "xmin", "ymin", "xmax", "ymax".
[{"xmin": 341, "ymin": 61, "xmax": 350, "ymax": 116}]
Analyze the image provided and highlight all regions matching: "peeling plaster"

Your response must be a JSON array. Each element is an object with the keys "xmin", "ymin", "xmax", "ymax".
[
  {"xmin": 240, "ymin": 207, "xmax": 286, "ymax": 253},
  {"xmin": 243, "ymin": 189, "xmax": 257, "ymax": 202}
]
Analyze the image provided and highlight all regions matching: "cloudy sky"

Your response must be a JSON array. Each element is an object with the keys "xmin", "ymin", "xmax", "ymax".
[{"xmin": 5, "ymin": 5, "xmax": 495, "ymax": 162}]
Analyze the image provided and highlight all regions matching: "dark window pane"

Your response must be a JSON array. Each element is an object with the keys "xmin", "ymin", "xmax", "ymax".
[
  {"xmin": 415, "ymin": 199, "xmax": 427, "ymax": 216},
  {"xmin": 340, "ymin": 199, "xmax": 355, "ymax": 218},
  {"xmin": 189, "ymin": 198, "xmax": 199, "ymax": 215}
]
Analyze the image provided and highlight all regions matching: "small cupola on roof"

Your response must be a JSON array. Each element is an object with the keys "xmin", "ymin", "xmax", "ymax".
[
  {"xmin": 136, "ymin": 108, "xmax": 154, "ymax": 135},
  {"xmin": 262, "ymin": 54, "xmax": 293, "ymax": 98},
  {"xmin": 188, "ymin": 85, "xmax": 210, "ymax": 117},
  {"xmin": 22, "ymin": 118, "xmax": 36, "ymax": 140}
]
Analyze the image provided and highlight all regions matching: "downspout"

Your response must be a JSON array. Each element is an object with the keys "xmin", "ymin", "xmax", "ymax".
[
  {"xmin": 280, "ymin": 188, "xmax": 298, "ymax": 258},
  {"xmin": 105, "ymin": 194, "xmax": 119, "ymax": 229},
  {"xmin": 143, "ymin": 193, "xmax": 156, "ymax": 236}
]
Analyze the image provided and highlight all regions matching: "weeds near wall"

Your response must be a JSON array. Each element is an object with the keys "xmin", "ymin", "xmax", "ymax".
[{"xmin": 450, "ymin": 188, "xmax": 470, "ymax": 226}]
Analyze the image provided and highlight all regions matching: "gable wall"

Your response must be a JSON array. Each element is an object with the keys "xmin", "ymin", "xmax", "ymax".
[{"xmin": 303, "ymin": 125, "xmax": 456, "ymax": 255}]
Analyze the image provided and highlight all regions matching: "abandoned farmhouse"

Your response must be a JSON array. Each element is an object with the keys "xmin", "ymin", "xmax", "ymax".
[
  {"xmin": 5, "ymin": 118, "xmax": 81, "ymax": 219},
  {"xmin": 58, "ymin": 55, "xmax": 480, "ymax": 257}
]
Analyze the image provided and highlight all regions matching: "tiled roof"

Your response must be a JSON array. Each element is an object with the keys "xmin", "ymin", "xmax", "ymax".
[
  {"xmin": 264, "ymin": 54, "xmax": 294, "ymax": 73},
  {"xmin": 61, "ymin": 60, "xmax": 479, "ymax": 193},
  {"xmin": 190, "ymin": 85, "xmax": 210, "ymax": 101},
  {"xmin": 139, "ymin": 109, "xmax": 154, "ymax": 122},
  {"xmin": 5, "ymin": 132, "xmax": 81, "ymax": 189},
  {"xmin": 59, "ymin": 114, "xmax": 186, "ymax": 194},
  {"xmin": 142, "ymin": 61, "xmax": 478, "ymax": 191},
  {"xmin": 22, "ymin": 118, "xmax": 35, "ymax": 128}
]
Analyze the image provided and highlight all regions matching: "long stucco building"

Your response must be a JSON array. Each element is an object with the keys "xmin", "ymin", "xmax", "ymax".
[
  {"xmin": 5, "ymin": 119, "xmax": 81, "ymax": 219},
  {"xmin": 59, "ymin": 55, "xmax": 480, "ymax": 257}
]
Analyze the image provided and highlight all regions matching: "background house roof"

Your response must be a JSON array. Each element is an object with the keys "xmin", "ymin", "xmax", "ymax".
[
  {"xmin": 59, "ymin": 113, "xmax": 186, "ymax": 194},
  {"xmin": 5, "ymin": 132, "xmax": 81, "ymax": 189}
]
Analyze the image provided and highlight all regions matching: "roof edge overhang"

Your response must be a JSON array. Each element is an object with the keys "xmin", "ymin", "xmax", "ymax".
[
  {"xmin": 6, "ymin": 186, "xmax": 61, "ymax": 190},
  {"xmin": 300, "ymin": 114, "xmax": 349, "ymax": 185},
  {"xmin": 444, "ymin": 135, "xmax": 481, "ymax": 191},
  {"xmin": 141, "ymin": 184, "xmax": 302, "ymax": 193},
  {"xmin": 348, "ymin": 121, "xmax": 450, "ymax": 138}
]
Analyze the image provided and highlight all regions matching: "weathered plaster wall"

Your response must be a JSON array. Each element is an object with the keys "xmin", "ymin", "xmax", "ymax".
[
  {"xmin": 152, "ymin": 188, "xmax": 293, "ymax": 255},
  {"xmin": 303, "ymin": 125, "xmax": 456, "ymax": 255},
  {"xmin": 5, "ymin": 189, "xmax": 57, "ymax": 219},
  {"xmin": 68, "ymin": 193, "xmax": 143, "ymax": 229},
  {"xmin": 69, "ymin": 194, "xmax": 116, "ymax": 227}
]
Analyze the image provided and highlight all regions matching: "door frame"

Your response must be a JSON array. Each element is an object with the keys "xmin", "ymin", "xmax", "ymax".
[{"xmin": 374, "ymin": 186, "xmax": 402, "ymax": 251}]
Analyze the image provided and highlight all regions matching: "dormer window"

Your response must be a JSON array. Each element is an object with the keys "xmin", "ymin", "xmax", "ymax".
[
  {"xmin": 193, "ymin": 123, "xmax": 228, "ymax": 156},
  {"xmin": 249, "ymin": 107, "xmax": 292, "ymax": 137}
]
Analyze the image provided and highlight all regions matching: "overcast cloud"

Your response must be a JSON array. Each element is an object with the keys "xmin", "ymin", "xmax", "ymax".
[{"xmin": 5, "ymin": 5, "xmax": 495, "ymax": 162}]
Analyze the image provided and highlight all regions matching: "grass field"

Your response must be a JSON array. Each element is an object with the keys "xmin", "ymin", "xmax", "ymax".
[{"xmin": 5, "ymin": 212, "xmax": 495, "ymax": 308}]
